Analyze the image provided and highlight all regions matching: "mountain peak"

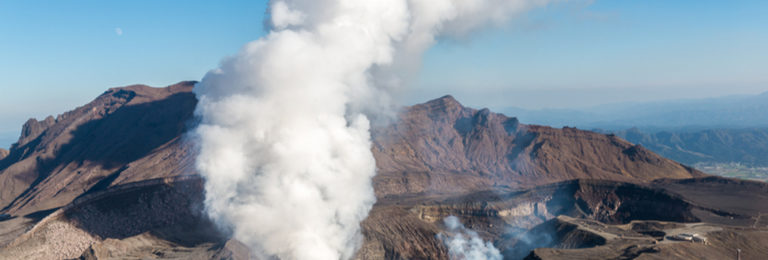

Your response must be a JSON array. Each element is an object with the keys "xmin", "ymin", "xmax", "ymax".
[
  {"xmin": 429, "ymin": 94, "xmax": 462, "ymax": 107},
  {"xmin": 18, "ymin": 116, "xmax": 57, "ymax": 146},
  {"xmin": 410, "ymin": 94, "xmax": 468, "ymax": 119}
]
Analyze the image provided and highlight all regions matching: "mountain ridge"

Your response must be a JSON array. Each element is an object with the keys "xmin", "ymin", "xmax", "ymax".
[
  {"xmin": 0, "ymin": 82, "xmax": 704, "ymax": 216},
  {"xmin": 0, "ymin": 82, "xmax": 198, "ymax": 215},
  {"xmin": 371, "ymin": 94, "xmax": 703, "ymax": 196},
  {"xmin": 504, "ymin": 90, "xmax": 768, "ymax": 130},
  {"xmin": 610, "ymin": 127, "xmax": 768, "ymax": 167},
  {"xmin": 0, "ymin": 82, "xmax": 737, "ymax": 260}
]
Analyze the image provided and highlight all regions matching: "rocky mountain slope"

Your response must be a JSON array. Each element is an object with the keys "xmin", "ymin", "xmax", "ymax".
[
  {"xmin": 371, "ymin": 95, "xmax": 702, "ymax": 196},
  {"xmin": 0, "ymin": 82, "xmax": 197, "ymax": 216},
  {"xmin": 1, "ymin": 82, "xmax": 765, "ymax": 259}
]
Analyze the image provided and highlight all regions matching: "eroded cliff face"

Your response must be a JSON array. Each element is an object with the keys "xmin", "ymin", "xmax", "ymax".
[
  {"xmin": 360, "ymin": 177, "xmax": 768, "ymax": 259},
  {"xmin": 389, "ymin": 179, "xmax": 700, "ymax": 239}
]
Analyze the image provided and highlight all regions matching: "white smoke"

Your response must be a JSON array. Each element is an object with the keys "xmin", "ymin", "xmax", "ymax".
[
  {"xmin": 438, "ymin": 216, "xmax": 503, "ymax": 260},
  {"xmin": 194, "ymin": 0, "xmax": 559, "ymax": 259}
]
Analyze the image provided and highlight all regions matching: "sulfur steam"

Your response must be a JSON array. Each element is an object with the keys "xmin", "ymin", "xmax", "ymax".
[
  {"xmin": 194, "ymin": 0, "xmax": 557, "ymax": 259},
  {"xmin": 438, "ymin": 216, "xmax": 503, "ymax": 260}
]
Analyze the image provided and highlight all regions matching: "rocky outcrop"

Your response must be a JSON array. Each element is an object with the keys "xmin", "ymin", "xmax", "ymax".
[
  {"xmin": 18, "ymin": 116, "xmax": 56, "ymax": 148},
  {"xmin": 0, "ymin": 149, "xmax": 7, "ymax": 161}
]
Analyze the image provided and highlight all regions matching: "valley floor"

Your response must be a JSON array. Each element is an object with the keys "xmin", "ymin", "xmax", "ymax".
[{"xmin": 695, "ymin": 163, "xmax": 768, "ymax": 182}]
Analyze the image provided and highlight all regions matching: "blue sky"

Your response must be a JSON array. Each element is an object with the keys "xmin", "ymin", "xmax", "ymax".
[{"xmin": 1, "ymin": 0, "xmax": 767, "ymax": 148}]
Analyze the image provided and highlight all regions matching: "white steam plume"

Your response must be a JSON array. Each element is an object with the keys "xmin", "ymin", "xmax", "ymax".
[
  {"xmin": 194, "ymin": 0, "xmax": 558, "ymax": 259},
  {"xmin": 438, "ymin": 216, "xmax": 503, "ymax": 260}
]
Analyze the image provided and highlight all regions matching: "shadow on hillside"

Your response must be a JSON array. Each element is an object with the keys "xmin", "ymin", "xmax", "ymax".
[
  {"xmin": 1, "ymin": 91, "xmax": 197, "ymax": 212},
  {"xmin": 23, "ymin": 207, "xmax": 60, "ymax": 222},
  {"xmin": 50, "ymin": 91, "xmax": 197, "ymax": 169},
  {"xmin": 63, "ymin": 177, "xmax": 228, "ymax": 247}
]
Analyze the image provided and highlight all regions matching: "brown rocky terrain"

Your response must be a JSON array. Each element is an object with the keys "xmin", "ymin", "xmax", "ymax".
[
  {"xmin": 0, "ymin": 82, "xmax": 197, "ymax": 217},
  {"xmin": 361, "ymin": 176, "xmax": 768, "ymax": 259},
  {"xmin": 524, "ymin": 216, "xmax": 768, "ymax": 260},
  {"xmin": 0, "ymin": 82, "xmax": 765, "ymax": 259},
  {"xmin": 3, "ymin": 174, "xmax": 764, "ymax": 259},
  {"xmin": 0, "ymin": 176, "xmax": 247, "ymax": 259},
  {"xmin": 371, "ymin": 95, "xmax": 702, "ymax": 196}
]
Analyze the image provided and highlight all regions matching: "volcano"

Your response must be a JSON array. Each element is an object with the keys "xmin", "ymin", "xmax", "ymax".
[{"xmin": 0, "ymin": 82, "xmax": 766, "ymax": 259}]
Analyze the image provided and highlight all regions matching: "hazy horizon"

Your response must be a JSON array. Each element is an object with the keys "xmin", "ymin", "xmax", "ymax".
[{"xmin": 2, "ymin": 86, "xmax": 767, "ymax": 150}]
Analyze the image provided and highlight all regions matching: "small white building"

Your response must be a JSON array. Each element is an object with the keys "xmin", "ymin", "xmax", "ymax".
[{"xmin": 667, "ymin": 233, "xmax": 707, "ymax": 244}]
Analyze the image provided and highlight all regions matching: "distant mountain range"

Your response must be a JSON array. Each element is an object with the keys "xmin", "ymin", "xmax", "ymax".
[
  {"xmin": 504, "ymin": 91, "xmax": 768, "ymax": 131},
  {"xmin": 608, "ymin": 127, "xmax": 768, "ymax": 167},
  {"xmin": 500, "ymin": 91, "xmax": 768, "ymax": 168}
]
